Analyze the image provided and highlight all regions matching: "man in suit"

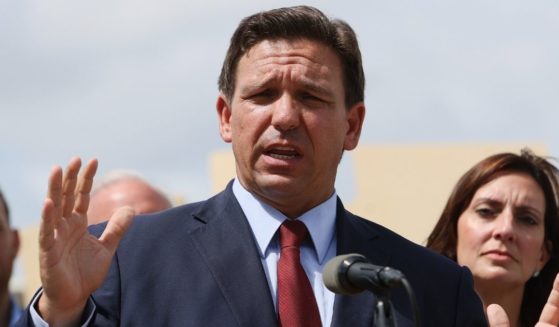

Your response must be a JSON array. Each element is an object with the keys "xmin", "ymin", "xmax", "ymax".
[
  {"xmin": 20, "ymin": 5, "xmax": 541, "ymax": 326},
  {"xmin": 0, "ymin": 189, "xmax": 22, "ymax": 327}
]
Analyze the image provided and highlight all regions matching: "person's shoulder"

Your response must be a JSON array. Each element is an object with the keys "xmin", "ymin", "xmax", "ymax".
[
  {"xmin": 132, "ymin": 189, "xmax": 233, "ymax": 232},
  {"xmin": 89, "ymin": 187, "xmax": 234, "ymax": 239},
  {"xmin": 342, "ymin": 210, "xmax": 485, "ymax": 326},
  {"xmin": 344, "ymin": 210, "xmax": 461, "ymax": 272}
]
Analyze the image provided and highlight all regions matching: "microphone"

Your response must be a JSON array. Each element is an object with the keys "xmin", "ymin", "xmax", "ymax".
[{"xmin": 323, "ymin": 253, "xmax": 405, "ymax": 295}]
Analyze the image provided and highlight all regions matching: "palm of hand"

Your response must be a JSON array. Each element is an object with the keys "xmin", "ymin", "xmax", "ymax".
[
  {"xmin": 41, "ymin": 212, "xmax": 113, "ymax": 309},
  {"xmin": 38, "ymin": 157, "xmax": 134, "ymax": 321}
]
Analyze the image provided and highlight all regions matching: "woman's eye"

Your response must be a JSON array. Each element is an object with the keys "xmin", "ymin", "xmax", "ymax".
[
  {"xmin": 518, "ymin": 215, "xmax": 538, "ymax": 226},
  {"xmin": 475, "ymin": 207, "xmax": 495, "ymax": 218}
]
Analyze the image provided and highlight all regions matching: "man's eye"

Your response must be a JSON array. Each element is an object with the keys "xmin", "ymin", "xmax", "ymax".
[
  {"xmin": 300, "ymin": 93, "xmax": 327, "ymax": 106},
  {"xmin": 243, "ymin": 90, "xmax": 272, "ymax": 105},
  {"xmin": 248, "ymin": 90, "xmax": 277, "ymax": 102},
  {"xmin": 303, "ymin": 93, "xmax": 322, "ymax": 100},
  {"xmin": 256, "ymin": 89, "xmax": 277, "ymax": 97},
  {"xmin": 302, "ymin": 93, "xmax": 319, "ymax": 100}
]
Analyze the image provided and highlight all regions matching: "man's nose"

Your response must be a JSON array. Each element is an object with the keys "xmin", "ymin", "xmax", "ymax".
[{"xmin": 271, "ymin": 94, "xmax": 300, "ymax": 132}]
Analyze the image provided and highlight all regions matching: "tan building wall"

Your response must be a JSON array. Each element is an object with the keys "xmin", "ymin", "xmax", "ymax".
[
  {"xmin": 18, "ymin": 226, "xmax": 40, "ymax": 305},
  {"xmin": 348, "ymin": 144, "xmax": 546, "ymax": 245}
]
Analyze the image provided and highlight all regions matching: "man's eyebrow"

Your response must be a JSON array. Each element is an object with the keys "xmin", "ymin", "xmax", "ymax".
[
  {"xmin": 298, "ymin": 78, "xmax": 333, "ymax": 97},
  {"xmin": 238, "ymin": 76, "xmax": 276, "ymax": 94},
  {"xmin": 238, "ymin": 75, "xmax": 334, "ymax": 98}
]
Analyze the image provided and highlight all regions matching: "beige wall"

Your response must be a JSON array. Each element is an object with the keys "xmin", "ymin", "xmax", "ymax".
[
  {"xmin": 18, "ymin": 226, "xmax": 40, "ymax": 305},
  {"xmin": 348, "ymin": 144, "xmax": 546, "ymax": 245}
]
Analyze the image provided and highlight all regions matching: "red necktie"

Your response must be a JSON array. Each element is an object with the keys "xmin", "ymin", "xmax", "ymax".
[{"xmin": 277, "ymin": 219, "xmax": 322, "ymax": 327}]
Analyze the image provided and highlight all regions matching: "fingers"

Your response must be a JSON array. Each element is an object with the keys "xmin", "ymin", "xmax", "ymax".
[
  {"xmin": 42, "ymin": 165, "xmax": 64, "ymax": 250},
  {"xmin": 41, "ymin": 157, "xmax": 97, "ymax": 248},
  {"xmin": 99, "ymin": 206, "xmax": 135, "ymax": 254},
  {"xmin": 537, "ymin": 273, "xmax": 559, "ymax": 326},
  {"xmin": 486, "ymin": 303, "xmax": 510, "ymax": 327},
  {"xmin": 74, "ymin": 158, "xmax": 98, "ymax": 215},
  {"xmin": 47, "ymin": 165, "xmax": 64, "ymax": 222},
  {"xmin": 39, "ymin": 198, "xmax": 57, "ymax": 250},
  {"xmin": 61, "ymin": 158, "xmax": 82, "ymax": 218}
]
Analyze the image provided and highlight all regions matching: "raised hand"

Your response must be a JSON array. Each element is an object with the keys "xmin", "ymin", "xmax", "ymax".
[
  {"xmin": 37, "ymin": 157, "xmax": 134, "ymax": 325},
  {"xmin": 486, "ymin": 304, "xmax": 509, "ymax": 327},
  {"xmin": 487, "ymin": 273, "xmax": 559, "ymax": 327},
  {"xmin": 536, "ymin": 273, "xmax": 559, "ymax": 327}
]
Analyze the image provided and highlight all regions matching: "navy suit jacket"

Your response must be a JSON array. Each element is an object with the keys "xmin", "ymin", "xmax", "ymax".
[{"xmin": 20, "ymin": 182, "xmax": 487, "ymax": 326}]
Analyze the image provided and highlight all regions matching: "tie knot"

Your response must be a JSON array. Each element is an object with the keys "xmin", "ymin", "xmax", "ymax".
[{"xmin": 280, "ymin": 219, "xmax": 308, "ymax": 249}]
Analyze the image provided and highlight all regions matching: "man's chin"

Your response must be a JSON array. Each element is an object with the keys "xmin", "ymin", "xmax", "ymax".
[{"xmin": 257, "ymin": 175, "xmax": 301, "ymax": 193}]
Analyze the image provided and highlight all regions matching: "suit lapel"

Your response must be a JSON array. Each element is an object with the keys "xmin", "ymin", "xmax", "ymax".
[
  {"xmin": 331, "ymin": 199, "xmax": 388, "ymax": 327},
  {"xmin": 187, "ymin": 188, "xmax": 392, "ymax": 327},
  {"xmin": 188, "ymin": 185, "xmax": 279, "ymax": 327}
]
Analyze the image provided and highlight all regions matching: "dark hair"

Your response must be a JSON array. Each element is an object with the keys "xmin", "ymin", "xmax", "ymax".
[
  {"xmin": 218, "ymin": 5, "xmax": 365, "ymax": 108},
  {"xmin": 426, "ymin": 148, "xmax": 559, "ymax": 326},
  {"xmin": 0, "ymin": 188, "xmax": 9, "ymax": 224}
]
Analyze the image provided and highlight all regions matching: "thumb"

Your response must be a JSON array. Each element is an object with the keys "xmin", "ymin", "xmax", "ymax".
[
  {"xmin": 99, "ymin": 206, "xmax": 135, "ymax": 253},
  {"xmin": 487, "ymin": 303, "xmax": 510, "ymax": 327},
  {"xmin": 536, "ymin": 272, "xmax": 559, "ymax": 326}
]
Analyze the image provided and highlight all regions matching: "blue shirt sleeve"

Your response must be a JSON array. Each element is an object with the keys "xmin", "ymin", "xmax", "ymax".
[{"xmin": 28, "ymin": 290, "xmax": 95, "ymax": 327}]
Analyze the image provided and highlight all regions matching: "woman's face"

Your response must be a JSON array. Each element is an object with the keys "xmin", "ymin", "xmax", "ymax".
[{"xmin": 456, "ymin": 172, "xmax": 549, "ymax": 287}]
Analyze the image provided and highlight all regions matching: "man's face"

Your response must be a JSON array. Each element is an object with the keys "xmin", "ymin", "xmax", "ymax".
[
  {"xmin": 217, "ymin": 38, "xmax": 365, "ymax": 217},
  {"xmin": 0, "ymin": 201, "xmax": 19, "ymax": 293}
]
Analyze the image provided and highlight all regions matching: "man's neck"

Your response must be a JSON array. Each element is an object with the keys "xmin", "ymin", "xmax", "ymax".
[
  {"xmin": 0, "ymin": 291, "xmax": 10, "ymax": 327},
  {"xmin": 235, "ymin": 178, "xmax": 335, "ymax": 218}
]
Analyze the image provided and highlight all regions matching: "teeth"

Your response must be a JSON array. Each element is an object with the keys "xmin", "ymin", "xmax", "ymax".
[
  {"xmin": 273, "ymin": 146, "xmax": 295, "ymax": 151},
  {"xmin": 267, "ymin": 146, "xmax": 299, "ymax": 159},
  {"xmin": 269, "ymin": 153, "xmax": 296, "ymax": 159}
]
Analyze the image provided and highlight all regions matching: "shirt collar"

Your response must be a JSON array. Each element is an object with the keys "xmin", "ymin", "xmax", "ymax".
[
  {"xmin": 232, "ymin": 179, "xmax": 337, "ymax": 264},
  {"xmin": 9, "ymin": 296, "xmax": 23, "ymax": 326}
]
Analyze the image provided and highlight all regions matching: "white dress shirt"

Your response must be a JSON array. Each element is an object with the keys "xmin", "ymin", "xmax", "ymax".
[{"xmin": 232, "ymin": 179, "xmax": 337, "ymax": 326}]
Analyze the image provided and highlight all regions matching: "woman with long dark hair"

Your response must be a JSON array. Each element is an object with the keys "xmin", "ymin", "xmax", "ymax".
[{"xmin": 427, "ymin": 149, "xmax": 559, "ymax": 326}]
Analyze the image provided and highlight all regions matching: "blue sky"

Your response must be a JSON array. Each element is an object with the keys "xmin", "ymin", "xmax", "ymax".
[{"xmin": 1, "ymin": 0, "xmax": 558, "ymax": 227}]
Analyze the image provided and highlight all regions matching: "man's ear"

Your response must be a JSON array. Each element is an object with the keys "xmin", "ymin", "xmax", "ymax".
[
  {"xmin": 216, "ymin": 94, "xmax": 233, "ymax": 143},
  {"xmin": 11, "ymin": 229, "xmax": 20, "ymax": 260},
  {"xmin": 343, "ymin": 102, "xmax": 366, "ymax": 151}
]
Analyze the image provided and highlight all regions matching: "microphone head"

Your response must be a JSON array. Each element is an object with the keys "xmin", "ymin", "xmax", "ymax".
[{"xmin": 323, "ymin": 253, "xmax": 368, "ymax": 295}]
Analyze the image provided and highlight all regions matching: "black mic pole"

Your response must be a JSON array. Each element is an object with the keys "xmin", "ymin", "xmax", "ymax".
[
  {"xmin": 323, "ymin": 254, "xmax": 412, "ymax": 327},
  {"xmin": 355, "ymin": 264, "xmax": 397, "ymax": 327},
  {"xmin": 374, "ymin": 289, "xmax": 396, "ymax": 327}
]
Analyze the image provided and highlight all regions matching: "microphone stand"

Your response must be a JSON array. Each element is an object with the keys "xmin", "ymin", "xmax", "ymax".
[{"xmin": 373, "ymin": 289, "xmax": 396, "ymax": 327}]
